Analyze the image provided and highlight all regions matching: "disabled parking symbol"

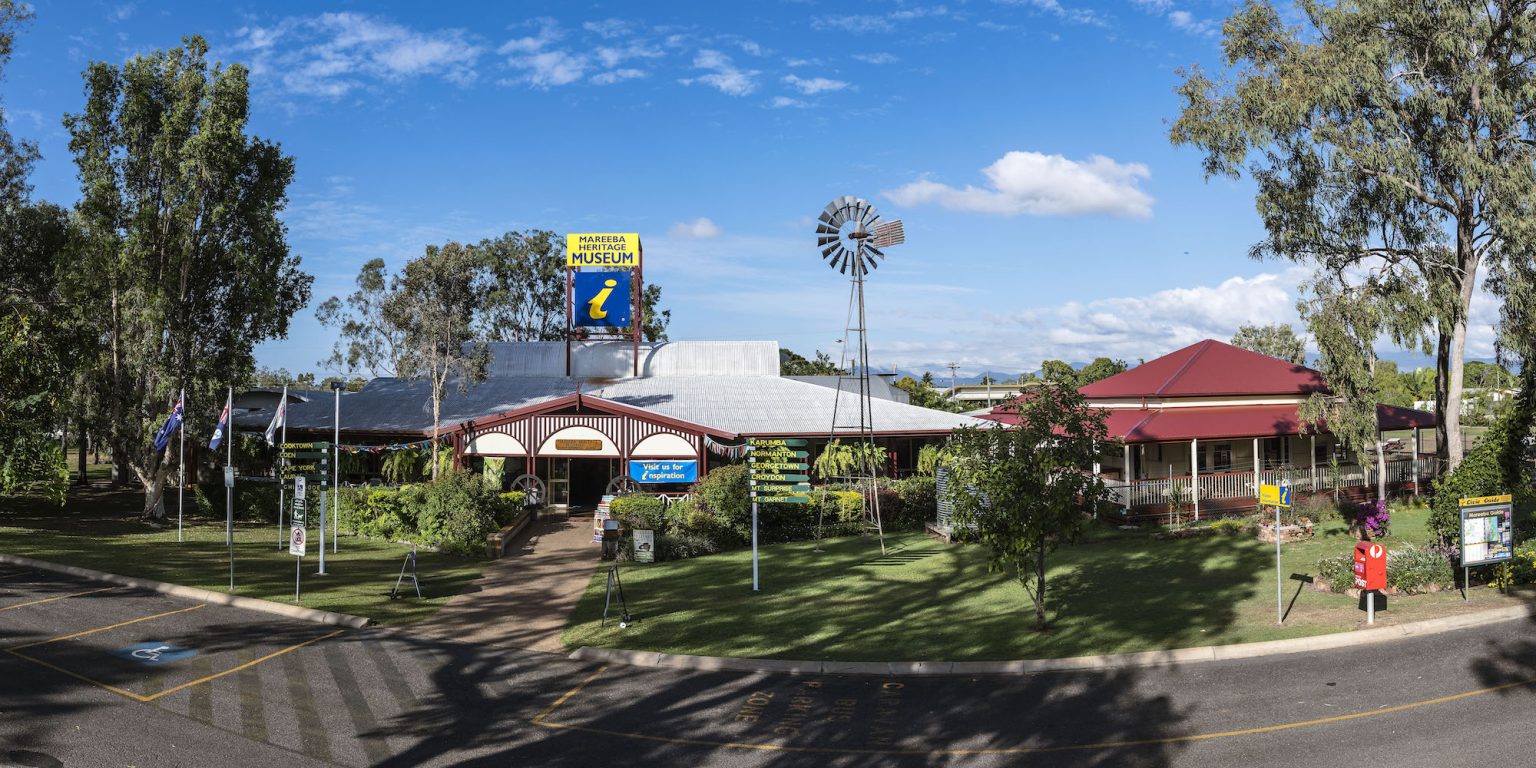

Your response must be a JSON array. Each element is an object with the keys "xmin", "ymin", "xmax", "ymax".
[{"xmin": 112, "ymin": 642, "xmax": 196, "ymax": 666}]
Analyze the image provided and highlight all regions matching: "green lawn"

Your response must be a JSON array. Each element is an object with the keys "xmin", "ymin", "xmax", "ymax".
[
  {"xmin": 563, "ymin": 504, "xmax": 1523, "ymax": 661},
  {"xmin": 0, "ymin": 473, "xmax": 489, "ymax": 625}
]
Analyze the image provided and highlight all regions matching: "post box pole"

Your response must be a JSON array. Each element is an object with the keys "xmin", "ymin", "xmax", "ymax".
[{"xmin": 1367, "ymin": 590, "xmax": 1375, "ymax": 625}]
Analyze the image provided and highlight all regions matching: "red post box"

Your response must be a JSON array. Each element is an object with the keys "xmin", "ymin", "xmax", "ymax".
[{"xmin": 1353, "ymin": 541, "xmax": 1386, "ymax": 591}]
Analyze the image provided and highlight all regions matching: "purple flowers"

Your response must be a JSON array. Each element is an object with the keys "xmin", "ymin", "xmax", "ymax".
[{"xmin": 1357, "ymin": 499, "xmax": 1391, "ymax": 537}]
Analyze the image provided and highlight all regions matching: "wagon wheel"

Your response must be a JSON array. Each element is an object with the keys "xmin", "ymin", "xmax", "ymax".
[
  {"xmin": 606, "ymin": 475, "xmax": 639, "ymax": 496},
  {"xmin": 510, "ymin": 474, "xmax": 545, "ymax": 507}
]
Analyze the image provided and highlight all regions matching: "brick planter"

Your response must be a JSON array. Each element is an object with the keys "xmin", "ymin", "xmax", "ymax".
[{"xmin": 1256, "ymin": 520, "xmax": 1314, "ymax": 543}]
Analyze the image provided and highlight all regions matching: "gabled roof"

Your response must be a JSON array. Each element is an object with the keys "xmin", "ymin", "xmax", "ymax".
[
  {"xmin": 976, "ymin": 402, "xmax": 1436, "ymax": 442},
  {"xmin": 484, "ymin": 340, "xmax": 780, "ymax": 378},
  {"xmin": 1077, "ymin": 339, "xmax": 1328, "ymax": 399}
]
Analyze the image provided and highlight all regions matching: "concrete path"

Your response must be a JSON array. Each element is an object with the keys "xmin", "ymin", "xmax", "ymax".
[{"xmin": 409, "ymin": 510, "xmax": 599, "ymax": 652}]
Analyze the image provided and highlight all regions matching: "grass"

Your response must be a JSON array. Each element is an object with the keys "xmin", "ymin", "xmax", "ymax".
[
  {"xmin": 0, "ymin": 464, "xmax": 489, "ymax": 625},
  {"xmin": 562, "ymin": 502, "xmax": 1523, "ymax": 661}
]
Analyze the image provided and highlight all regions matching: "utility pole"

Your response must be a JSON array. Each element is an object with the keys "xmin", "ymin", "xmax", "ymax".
[{"xmin": 946, "ymin": 362, "xmax": 961, "ymax": 400}]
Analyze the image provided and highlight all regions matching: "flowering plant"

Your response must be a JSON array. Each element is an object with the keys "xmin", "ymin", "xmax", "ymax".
[{"xmin": 1357, "ymin": 499, "xmax": 1391, "ymax": 538}]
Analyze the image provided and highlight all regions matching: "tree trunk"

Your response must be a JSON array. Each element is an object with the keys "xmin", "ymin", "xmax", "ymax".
[
  {"xmin": 139, "ymin": 462, "xmax": 170, "ymax": 521},
  {"xmin": 1439, "ymin": 226, "xmax": 1481, "ymax": 472},
  {"xmin": 76, "ymin": 422, "xmax": 88, "ymax": 486},
  {"xmin": 1034, "ymin": 545, "xmax": 1048, "ymax": 629},
  {"xmin": 431, "ymin": 393, "xmax": 441, "ymax": 482}
]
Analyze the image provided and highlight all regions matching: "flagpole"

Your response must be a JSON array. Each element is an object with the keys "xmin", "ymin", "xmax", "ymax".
[
  {"xmin": 277, "ymin": 385, "xmax": 287, "ymax": 550},
  {"xmin": 226, "ymin": 386, "xmax": 234, "ymax": 593},
  {"xmin": 177, "ymin": 388, "xmax": 184, "ymax": 544},
  {"xmin": 333, "ymin": 383, "xmax": 340, "ymax": 554}
]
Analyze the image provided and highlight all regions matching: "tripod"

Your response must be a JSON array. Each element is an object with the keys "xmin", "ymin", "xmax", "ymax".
[
  {"xmin": 601, "ymin": 564, "xmax": 635, "ymax": 628},
  {"xmin": 390, "ymin": 543, "xmax": 421, "ymax": 599}
]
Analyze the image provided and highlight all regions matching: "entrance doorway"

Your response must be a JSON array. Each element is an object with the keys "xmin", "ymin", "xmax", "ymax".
[{"xmin": 539, "ymin": 457, "xmax": 619, "ymax": 509}]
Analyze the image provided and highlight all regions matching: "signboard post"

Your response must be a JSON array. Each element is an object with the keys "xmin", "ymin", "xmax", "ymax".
[
  {"xmin": 747, "ymin": 438, "xmax": 812, "ymax": 592},
  {"xmin": 1259, "ymin": 483, "xmax": 1292, "ymax": 624},
  {"xmin": 279, "ymin": 443, "xmax": 331, "ymax": 576},
  {"xmin": 1458, "ymin": 494, "xmax": 1514, "ymax": 597},
  {"xmin": 290, "ymin": 475, "xmax": 306, "ymax": 602}
]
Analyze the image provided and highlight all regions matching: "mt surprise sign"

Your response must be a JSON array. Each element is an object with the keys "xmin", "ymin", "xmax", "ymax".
[{"xmin": 566, "ymin": 233, "xmax": 640, "ymax": 268}]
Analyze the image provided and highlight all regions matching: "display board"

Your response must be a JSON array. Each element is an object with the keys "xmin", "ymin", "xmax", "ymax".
[
  {"xmin": 1459, "ymin": 494, "xmax": 1514, "ymax": 567},
  {"xmin": 748, "ymin": 438, "xmax": 811, "ymax": 504}
]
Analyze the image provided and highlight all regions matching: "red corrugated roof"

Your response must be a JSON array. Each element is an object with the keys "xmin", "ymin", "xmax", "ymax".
[
  {"xmin": 976, "ymin": 402, "xmax": 1436, "ymax": 442},
  {"xmin": 1077, "ymin": 339, "xmax": 1329, "ymax": 399}
]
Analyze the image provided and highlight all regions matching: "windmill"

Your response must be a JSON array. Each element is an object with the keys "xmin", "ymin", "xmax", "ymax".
[{"xmin": 814, "ymin": 196, "xmax": 905, "ymax": 554}]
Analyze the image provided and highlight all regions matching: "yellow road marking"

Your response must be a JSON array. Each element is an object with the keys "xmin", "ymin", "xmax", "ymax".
[
  {"xmin": 141, "ymin": 629, "xmax": 345, "ymax": 702},
  {"xmin": 531, "ymin": 666, "xmax": 607, "ymax": 725},
  {"xmin": 3, "ymin": 603, "xmax": 346, "ymax": 704},
  {"xmin": 528, "ymin": 671, "xmax": 1536, "ymax": 756},
  {"xmin": 0, "ymin": 586, "xmax": 117, "ymax": 612},
  {"xmin": 6, "ymin": 604, "xmax": 205, "ymax": 651}
]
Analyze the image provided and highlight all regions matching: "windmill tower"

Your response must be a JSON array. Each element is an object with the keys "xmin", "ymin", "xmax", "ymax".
[{"xmin": 814, "ymin": 196, "xmax": 905, "ymax": 553}]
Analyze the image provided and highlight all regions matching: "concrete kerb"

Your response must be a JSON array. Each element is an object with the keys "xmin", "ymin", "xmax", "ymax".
[
  {"xmin": 569, "ymin": 601, "xmax": 1536, "ymax": 676},
  {"xmin": 0, "ymin": 553, "xmax": 371, "ymax": 629}
]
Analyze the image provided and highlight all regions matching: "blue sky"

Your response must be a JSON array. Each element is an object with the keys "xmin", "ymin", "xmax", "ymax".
[{"xmin": 5, "ymin": 1, "xmax": 1499, "ymax": 377}]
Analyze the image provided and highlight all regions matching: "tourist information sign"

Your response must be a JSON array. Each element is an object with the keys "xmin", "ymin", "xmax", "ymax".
[
  {"xmin": 280, "ymin": 442, "xmax": 332, "ymax": 576},
  {"xmin": 747, "ymin": 438, "xmax": 812, "ymax": 592}
]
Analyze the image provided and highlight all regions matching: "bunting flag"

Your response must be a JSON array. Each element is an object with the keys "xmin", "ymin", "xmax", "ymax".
[
  {"xmin": 151, "ymin": 394, "xmax": 184, "ymax": 452},
  {"xmin": 263, "ymin": 386, "xmax": 287, "ymax": 446},
  {"xmin": 208, "ymin": 391, "xmax": 232, "ymax": 451}
]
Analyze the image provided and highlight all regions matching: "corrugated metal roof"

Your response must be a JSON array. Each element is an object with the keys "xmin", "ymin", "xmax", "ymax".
[
  {"xmin": 234, "ymin": 341, "xmax": 976, "ymax": 437},
  {"xmin": 784, "ymin": 375, "xmax": 911, "ymax": 404},
  {"xmin": 484, "ymin": 340, "xmax": 780, "ymax": 378},
  {"xmin": 1078, "ymin": 339, "xmax": 1329, "ymax": 399}
]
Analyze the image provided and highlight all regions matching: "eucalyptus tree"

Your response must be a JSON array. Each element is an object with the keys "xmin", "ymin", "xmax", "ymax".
[
  {"xmin": 316, "ymin": 258, "xmax": 407, "ymax": 378},
  {"xmin": 1172, "ymin": 0, "xmax": 1536, "ymax": 470},
  {"xmin": 1230, "ymin": 323, "xmax": 1307, "ymax": 365},
  {"xmin": 384, "ymin": 241, "xmax": 489, "ymax": 480},
  {"xmin": 66, "ymin": 36, "xmax": 311, "ymax": 517}
]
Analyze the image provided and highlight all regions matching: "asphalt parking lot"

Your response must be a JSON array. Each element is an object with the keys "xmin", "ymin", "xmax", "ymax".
[{"xmin": 4, "ymin": 562, "xmax": 1536, "ymax": 768}]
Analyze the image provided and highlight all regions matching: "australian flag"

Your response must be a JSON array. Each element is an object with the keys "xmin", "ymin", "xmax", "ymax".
[
  {"xmin": 208, "ymin": 394, "xmax": 231, "ymax": 451},
  {"xmin": 152, "ymin": 393, "xmax": 184, "ymax": 452}
]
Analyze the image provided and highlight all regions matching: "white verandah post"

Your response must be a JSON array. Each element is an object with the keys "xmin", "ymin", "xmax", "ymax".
[
  {"xmin": 1310, "ymin": 434, "xmax": 1317, "ymax": 493},
  {"xmin": 1123, "ymin": 442, "xmax": 1132, "ymax": 514},
  {"xmin": 1191, "ymin": 438, "xmax": 1199, "ymax": 521},
  {"xmin": 1252, "ymin": 436, "xmax": 1260, "ymax": 498}
]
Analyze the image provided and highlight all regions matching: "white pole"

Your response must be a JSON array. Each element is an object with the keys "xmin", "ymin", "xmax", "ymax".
[
  {"xmin": 1367, "ymin": 590, "xmax": 1375, "ymax": 625},
  {"xmin": 1190, "ymin": 438, "xmax": 1200, "ymax": 521},
  {"xmin": 226, "ymin": 386, "xmax": 234, "ymax": 593},
  {"xmin": 277, "ymin": 385, "xmax": 287, "ymax": 550},
  {"xmin": 1252, "ymin": 436, "xmax": 1260, "ymax": 497},
  {"xmin": 177, "ymin": 388, "xmax": 185, "ymax": 543},
  {"xmin": 334, "ymin": 386, "xmax": 340, "ymax": 554},
  {"xmin": 1275, "ymin": 502, "xmax": 1284, "ymax": 624},
  {"xmin": 750, "ymin": 443, "xmax": 759, "ymax": 592}
]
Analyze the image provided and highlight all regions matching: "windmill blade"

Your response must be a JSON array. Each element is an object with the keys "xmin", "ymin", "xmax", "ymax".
[
  {"xmin": 816, "ymin": 223, "xmax": 841, "ymax": 236},
  {"xmin": 817, "ymin": 235, "xmax": 840, "ymax": 249},
  {"xmin": 823, "ymin": 200, "xmax": 843, "ymax": 220},
  {"xmin": 864, "ymin": 244, "xmax": 885, "ymax": 260}
]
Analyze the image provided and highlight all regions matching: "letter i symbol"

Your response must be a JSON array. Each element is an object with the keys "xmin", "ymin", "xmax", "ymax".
[{"xmin": 588, "ymin": 279, "xmax": 617, "ymax": 319}]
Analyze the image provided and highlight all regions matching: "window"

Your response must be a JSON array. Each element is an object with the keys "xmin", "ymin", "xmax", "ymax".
[
  {"xmin": 1263, "ymin": 438, "xmax": 1292, "ymax": 469},
  {"xmin": 1199, "ymin": 442, "xmax": 1233, "ymax": 473}
]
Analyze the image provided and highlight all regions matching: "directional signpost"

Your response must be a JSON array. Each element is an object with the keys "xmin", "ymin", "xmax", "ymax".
[
  {"xmin": 747, "ymin": 438, "xmax": 811, "ymax": 592},
  {"xmin": 280, "ymin": 443, "xmax": 331, "ymax": 599},
  {"xmin": 1259, "ymin": 483, "xmax": 1292, "ymax": 624}
]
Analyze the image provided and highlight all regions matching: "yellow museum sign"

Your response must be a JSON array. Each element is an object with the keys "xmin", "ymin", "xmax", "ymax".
[{"xmin": 566, "ymin": 233, "xmax": 641, "ymax": 268}]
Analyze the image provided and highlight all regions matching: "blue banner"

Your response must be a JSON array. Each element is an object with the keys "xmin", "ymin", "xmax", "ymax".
[
  {"xmin": 573, "ymin": 271, "xmax": 632, "ymax": 327},
  {"xmin": 628, "ymin": 460, "xmax": 698, "ymax": 484}
]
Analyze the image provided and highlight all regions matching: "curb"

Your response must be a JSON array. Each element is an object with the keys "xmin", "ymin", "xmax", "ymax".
[
  {"xmin": 0, "ymin": 553, "xmax": 372, "ymax": 629},
  {"xmin": 569, "ymin": 601, "xmax": 1536, "ymax": 676}
]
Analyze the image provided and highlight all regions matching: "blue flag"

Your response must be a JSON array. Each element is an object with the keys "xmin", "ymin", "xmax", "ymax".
[
  {"xmin": 152, "ymin": 395, "xmax": 184, "ymax": 452},
  {"xmin": 208, "ymin": 399, "xmax": 230, "ymax": 451}
]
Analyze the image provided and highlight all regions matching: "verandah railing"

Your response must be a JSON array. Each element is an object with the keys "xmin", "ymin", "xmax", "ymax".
[{"xmin": 1108, "ymin": 456, "xmax": 1439, "ymax": 509}]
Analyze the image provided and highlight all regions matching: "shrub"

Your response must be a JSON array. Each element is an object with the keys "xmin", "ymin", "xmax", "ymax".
[
  {"xmin": 611, "ymin": 494, "xmax": 668, "ymax": 532},
  {"xmin": 416, "ymin": 472, "xmax": 501, "ymax": 557},
  {"xmin": 1387, "ymin": 543, "xmax": 1456, "ymax": 594},
  {"xmin": 1209, "ymin": 517, "xmax": 1253, "ymax": 536},
  {"xmin": 1512, "ymin": 541, "xmax": 1536, "ymax": 585},
  {"xmin": 1356, "ymin": 499, "xmax": 1390, "ymax": 538},
  {"xmin": 1315, "ymin": 552, "xmax": 1354, "ymax": 591},
  {"xmin": 891, "ymin": 476, "xmax": 938, "ymax": 529},
  {"xmin": 1296, "ymin": 493, "xmax": 1347, "ymax": 523},
  {"xmin": 694, "ymin": 464, "xmax": 751, "ymax": 536},
  {"xmin": 1430, "ymin": 404, "xmax": 1536, "ymax": 544},
  {"xmin": 495, "ymin": 491, "xmax": 528, "ymax": 527},
  {"xmin": 656, "ymin": 531, "xmax": 729, "ymax": 561}
]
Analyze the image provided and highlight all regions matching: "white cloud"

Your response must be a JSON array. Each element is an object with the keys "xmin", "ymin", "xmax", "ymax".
[
  {"xmin": 851, "ymin": 52, "xmax": 897, "ymax": 64},
  {"xmin": 771, "ymin": 96, "xmax": 810, "ymax": 109},
  {"xmin": 111, "ymin": 3, "xmax": 135, "ymax": 21},
  {"xmin": 680, "ymin": 49, "xmax": 758, "ymax": 96},
  {"xmin": 591, "ymin": 68, "xmax": 646, "ymax": 85},
  {"xmin": 667, "ymin": 217, "xmax": 722, "ymax": 239},
  {"xmin": 232, "ymin": 13, "xmax": 482, "ymax": 97},
  {"xmin": 884, "ymin": 150, "xmax": 1154, "ymax": 218},
  {"xmin": 783, "ymin": 74, "xmax": 849, "ymax": 95},
  {"xmin": 583, "ymin": 19, "xmax": 635, "ymax": 39},
  {"xmin": 998, "ymin": 0, "xmax": 1107, "ymax": 27},
  {"xmin": 813, "ymin": 15, "xmax": 896, "ymax": 33},
  {"xmin": 1132, "ymin": 1, "xmax": 1221, "ymax": 38},
  {"xmin": 512, "ymin": 50, "xmax": 588, "ymax": 87}
]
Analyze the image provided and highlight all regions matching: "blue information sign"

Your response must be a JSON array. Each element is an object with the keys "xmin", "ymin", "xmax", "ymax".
[
  {"xmin": 573, "ymin": 271, "xmax": 632, "ymax": 327},
  {"xmin": 628, "ymin": 460, "xmax": 698, "ymax": 484}
]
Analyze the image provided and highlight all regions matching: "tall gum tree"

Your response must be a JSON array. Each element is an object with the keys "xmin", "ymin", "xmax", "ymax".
[
  {"xmin": 66, "ymin": 36, "xmax": 311, "ymax": 516},
  {"xmin": 1171, "ymin": 1, "xmax": 1536, "ymax": 470}
]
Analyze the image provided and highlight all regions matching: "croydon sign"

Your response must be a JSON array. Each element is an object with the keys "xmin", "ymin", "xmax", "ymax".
[{"xmin": 567, "ymin": 233, "xmax": 640, "ymax": 268}]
